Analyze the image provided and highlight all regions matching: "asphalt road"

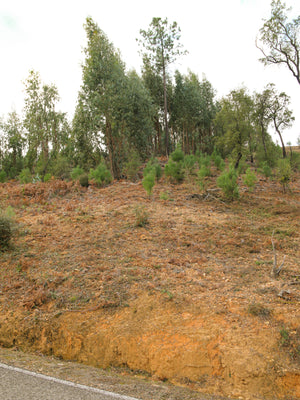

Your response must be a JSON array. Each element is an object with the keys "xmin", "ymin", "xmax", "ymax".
[{"xmin": 0, "ymin": 362, "xmax": 140, "ymax": 400}]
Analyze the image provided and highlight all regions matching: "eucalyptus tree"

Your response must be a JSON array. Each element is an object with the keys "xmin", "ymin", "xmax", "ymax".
[
  {"xmin": 171, "ymin": 71, "xmax": 217, "ymax": 154},
  {"xmin": 267, "ymin": 84, "xmax": 294, "ymax": 157},
  {"xmin": 257, "ymin": 0, "xmax": 300, "ymax": 85},
  {"xmin": 75, "ymin": 17, "xmax": 155, "ymax": 177},
  {"xmin": 0, "ymin": 111, "xmax": 25, "ymax": 178},
  {"xmin": 214, "ymin": 88, "xmax": 256, "ymax": 168},
  {"xmin": 72, "ymin": 94, "xmax": 100, "ymax": 169},
  {"xmin": 171, "ymin": 71, "xmax": 201, "ymax": 153},
  {"xmin": 141, "ymin": 55, "xmax": 165, "ymax": 154},
  {"xmin": 198, "ymin": 76, "xmax": 218, "ymax": 153},
  {"xmin": 76, "ymin": 17, "xmax": 127, "ymax": 178},
  {"xmin": 23, "ymin": 70, "xmax": 69, "ymax": 175},
  {"xmin": 138, "ymin": 17, "xmax": 187, "ymax": 155},
  {"xmin": 122, "ymin": 70, "xmax": 155, "ymax": 159},
  {"xmin": 253, "ymin": 87, "xmax": 273, "ymax": 159}
]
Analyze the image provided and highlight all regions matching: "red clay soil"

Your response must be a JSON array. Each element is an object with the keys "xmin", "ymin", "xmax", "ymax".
[{"xmin": 0, "ymin": 172, "xmax": 299, "ymax": 399}]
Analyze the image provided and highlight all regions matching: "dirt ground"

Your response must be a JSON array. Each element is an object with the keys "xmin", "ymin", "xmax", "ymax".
[{"xmin": 0, "ymin": 169, "xmax": 299, "ymax": 399}]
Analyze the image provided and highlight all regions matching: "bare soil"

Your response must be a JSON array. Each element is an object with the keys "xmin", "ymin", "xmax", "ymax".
[{"xmin": 0, "ymin": 170, "xmax": 299, "ymax": 399}]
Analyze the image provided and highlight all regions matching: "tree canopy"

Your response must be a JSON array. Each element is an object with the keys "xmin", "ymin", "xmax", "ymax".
[
  {"xmin": 0, "ymin": 7, "xmax": 296, "ymax": 182},
  {"xmin": 257, "ymin": 0, "xmax": 300, "ymax": 85}
]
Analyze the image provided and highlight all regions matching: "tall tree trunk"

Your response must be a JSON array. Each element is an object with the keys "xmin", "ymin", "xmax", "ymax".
[
  {"xmin": 155, "ymin": 117, "xmax": 161, "ymax": 155},
  {"xmin": 162, "ymin": 64, "xmax": 169, "ymax": 156},
  {"xmin": 274, "ymin": 121, "xmax": 286, "ymax": 158},
  {"xmin": 260, "ymin": 120, "xmax": 268, "ymax": 157},
  {"xmin": 234, "ymin": 152, "xmax": 243, "ymax": 169}
]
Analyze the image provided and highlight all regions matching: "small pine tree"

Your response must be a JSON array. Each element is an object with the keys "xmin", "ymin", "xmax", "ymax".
[
  {"xmin": 277, "ymin": 158, "xmax": 291, "ymax": 192},
  {"xmin": 217, "ymin": 167, "xmax": 239, "ymax": 201},
  {"xmin": 170, "ymin": 145, "xmax": 184, "ymax": 162},
  {"xmin": 259, "ymin": 161, "xmax": 272, "ymax": 178},
  {"xmin": 164, "ymin": 159, "xmax": 184, "ymax": 182},
  {"xmin": 243, "ymin": 168, "xmax": 257, "ymax": 192},
  {"xmin": 143, "ymin": 158, "xmax": 162, "ymax": 181},
  {"xmin": 19, "ymin": 168, "xmax": 32, "ymax": 184},
  {"xmin": 198, "ymin": 164, "xmax": 212, "ymax": 191},
  {"xmin": 142, "ymin": 170, "xmax": 155, "ymax": 196},
  {"xmin": 89, "ymin": 162, "xmax": 112, "ymax": 187},
  {"xmin": 213, "ymin": 155, "xmax": 225, "ymax": 171},
  {"xmin": 71, "ymin": 166, "xmax": 84, "ymax": 181},
  {"xmin": 134, "ymin": 205, "xmax": 149, "ymax": 227},
  {"xmin": 183, "ymin": 154, "xmax": 196, "ymax": 177},
  {"xmin": 123, "ymin": 150, "xmax": 141, "ymax": 182}
]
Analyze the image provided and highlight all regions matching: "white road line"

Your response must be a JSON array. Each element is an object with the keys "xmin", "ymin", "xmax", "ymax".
[{"xmin": 0, "ymin": 362, "xmax": 140, "ymax": 400}]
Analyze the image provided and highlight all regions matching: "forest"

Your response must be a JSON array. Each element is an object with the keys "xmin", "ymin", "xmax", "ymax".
[{"xmin": 0, "ymin": 0, "xmax": 299, "ymax": 186}]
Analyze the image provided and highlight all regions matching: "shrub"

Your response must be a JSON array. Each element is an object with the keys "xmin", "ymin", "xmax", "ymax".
[
  {"xmin": 43, "ymin": 173, "xmax": 52, "ymax": 182},
  {"xmin": 123, "ymin": 151, "xmax": 141, "ymax": 182},
  {"xmin": 217, "ymin": 167, "xmax": 239, "ymax": 201},
  {"xmin": 289, "ymin": 152, "xmax": 300, "ymax": 172},
  {"xmin": 213, "ymin": 155, "xmax": 225, "ymax": 171},
  {"xmin": 183, "ymin": 154, "xmax": 196, "ymax": 176},
  {"xmin": 19, "ymin": 168, "xmax": 32, "ymax": 184},
  {"xmin": 89, "ymin": 162, "xmax": 112, "ymax": 187},
  {"xmin": 198, "ymin": 164, "xmax": 212, "ymax": 179},
  {"xmin": 134, "ymin": 205, "xmax": 149, "ymax": 227},
  {"xmin": 259, "ymin": 161, "xmax": 273, "ymax": 178},
  {"xmin": 198, "ymin": 153, "xmax": 211, "ymax": 168},
  {"xmin": 159, "ymin": 191, "xmax": 169, "ymax": 200},
  {"xmin": 50, "ymin": 156, "xmax": 71, "ymax": 180},
  {"xmin": 248, "ymin": 303, "xmax": 271, "ymax": 318},
  {"xmin": 0, "ymin": 215, "xmax": 12, "ymax": 249},
  {"xmin": 255, "ymin": 142, "xmax": 281, "ymax": 168},
  {"xmin": 243, "ymin": 168, "xmax": 257, "ymax": 192},
  {"xmin": 170, "ymin": 145, "xmax": 184, "ymax": 162},
  {"xmin": 164, "ymin": 159, "xmax": 184, "ymax": 182},
  {"xmin": 71, "ymin": 166, "xmax": 84, "ymax": 181},
  {"xmin": 277, "ymin": 158, "xmax": 291, "ymax": 192},
  {"xmin": 198, "ymin": 164, "xmax": 212, "ymax": 191},
  {"xmin": 0, "ymin": 170, "xmax": 7, "ymax": 183},
  {"xmin": 142, "ymin": 170, "xmax": 155, "ymax": 196},
  {"xmin": 143, "ymin": 158, "xmax": 162, "ymax": 181},
  {"xmin": 79, "ymin": 174, "xmax": 89, "ymax": 187}
]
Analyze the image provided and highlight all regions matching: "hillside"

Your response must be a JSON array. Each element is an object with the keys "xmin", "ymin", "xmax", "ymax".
[{"xmin": 0, "ymin": 172, "xmax": 299, "ymax": 399}]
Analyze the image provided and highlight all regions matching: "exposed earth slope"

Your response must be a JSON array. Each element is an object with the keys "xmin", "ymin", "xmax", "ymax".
[{"xmin": 0, "ymin": 172, "xmax": 299, "ymax": 399}]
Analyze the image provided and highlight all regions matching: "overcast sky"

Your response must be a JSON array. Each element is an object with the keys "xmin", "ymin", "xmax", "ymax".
[{"xmin": 0, "ymin": 0, "xmax": 299, "ymax": 144}]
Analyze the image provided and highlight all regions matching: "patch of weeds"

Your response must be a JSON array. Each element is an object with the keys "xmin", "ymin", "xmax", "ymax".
[
  {"xmin": 153, "ymin": 264, "xmax": 162, "ymax": 270},
  {"xmin": 242, "ymin": 168, "xmax": 257, "ymax": 192},
  {"xmin": 16, "ymin": 263, "xmax": 22, "ymax": 273},
  {"xmin": 159, "ymin": 191, "xmax": 169, "ymax": 200},
  {"xmin": 134, "ymin": 205, "xmax": 149, "ymax": 227},
  {"xmin": 161, "ymin": 289, "xmax": 174, "ymax": 300},
  {"xmin": 273, "ymin": 227, "xmax": 295, "ymax": 238},
  {"xmin": 69, "ymin": 295, "xmax": 78, "ymax": 303},
  {"xmin": 248, "ymin": 303, "xmax": 272, "ymax": 318},
  {"xmin": 279, "ymin": 327, "xmax": 300, "ymax": 361},
  {"xmin": 280, "ymin": 326, "xmax": 290, "ymax": 347},
  {"xmin": 255, "ymin": 259, "xmax": 273, "ymax": 266}
]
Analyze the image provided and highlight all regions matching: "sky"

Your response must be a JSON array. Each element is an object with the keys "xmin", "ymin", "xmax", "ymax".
[{"xmin": 0, "ymin": 0, "xmax": 299, "ymax": 144}]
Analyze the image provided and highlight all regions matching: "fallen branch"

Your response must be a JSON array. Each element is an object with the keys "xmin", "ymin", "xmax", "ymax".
[{"xmin": 271, "ymin": 230, "xmax": 286, "ymax": 278}]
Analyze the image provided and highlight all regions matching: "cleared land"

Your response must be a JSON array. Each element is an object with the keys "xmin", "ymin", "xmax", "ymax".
[{"xmin": 0, "ymin": 170, "xmax": 299, "ymax": 399}]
